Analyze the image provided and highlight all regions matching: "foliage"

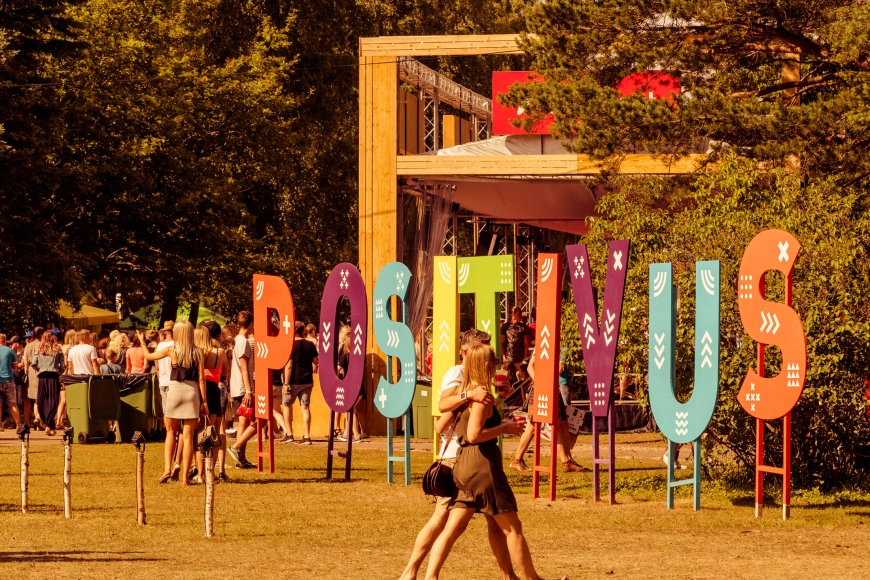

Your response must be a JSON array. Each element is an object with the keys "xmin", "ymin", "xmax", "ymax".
[
  {"xmin": 506, "ymin": 0, "xmax": 870, "ymax": 183},
  {"xmin": 560, "ymin": 154, "xmax": 870, "ymax": 489}
]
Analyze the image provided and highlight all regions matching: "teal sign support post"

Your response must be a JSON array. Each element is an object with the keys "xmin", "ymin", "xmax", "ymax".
[
  {"xmin": 648, "ymin": 261, "xmax": 720, "ymax": 510},
  {"xmin": 373, "ymin": 262, "xmax": 417, "ymax": 485}
]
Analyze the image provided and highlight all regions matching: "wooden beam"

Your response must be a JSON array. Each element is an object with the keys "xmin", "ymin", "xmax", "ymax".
[
  {"xmin": 396, "ymin": 154, "xmax": 703, "ymax": 176},
  {"xmin": 360, "ymin": 35, "xmax": 522, "ymax": 57},
  {"xmin": 359, "ymin": 56, "xmax": 398, "ymax": 435}
]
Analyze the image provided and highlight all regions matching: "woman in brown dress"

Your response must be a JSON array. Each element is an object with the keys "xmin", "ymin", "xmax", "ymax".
[{"xmin": 425, "ymin": 344, "xmax": 543, "ymax": 580}]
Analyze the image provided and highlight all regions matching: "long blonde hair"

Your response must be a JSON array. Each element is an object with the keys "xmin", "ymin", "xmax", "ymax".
[
  {"xmin": 173, "ymin": 320, "xmax": 202, "ymax": 368},
  {"xmin": 338, "ymin": 325, "xmax": 350, "ymax": 355},
  {"xmin": 194, "ymin": 326, "xmax": 213, "ymax": 356},
  {"xmin": 459, "ymin": 344, "xmax": 497, "ymax": 392},
  {"xmin": 64, "ymin": 330, "xmax": 77, "ymax": 347}
]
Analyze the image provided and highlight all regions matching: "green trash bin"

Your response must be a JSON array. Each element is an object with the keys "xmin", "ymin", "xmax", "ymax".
[
  {"xmin": 66, "ymin": 375, "xmax": 120, "ymax": 444},
  {"xmin": 412, "ymin": 379, "xmax": 434, "ymax": 440},
  {"xmin": 117, "ymin": 374, "xmax": 152, "ymax": 443}
]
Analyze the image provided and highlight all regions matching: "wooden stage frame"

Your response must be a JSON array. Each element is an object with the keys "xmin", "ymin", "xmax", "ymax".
[{"xmin": 358, "ymin": 34, "xmax": 698, "ymax": 432}]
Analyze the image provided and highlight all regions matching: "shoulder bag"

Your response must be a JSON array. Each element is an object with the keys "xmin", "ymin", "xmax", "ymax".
[{"xmin": 422, "ymin": 409, "xmax": 462, "ymax": 498}]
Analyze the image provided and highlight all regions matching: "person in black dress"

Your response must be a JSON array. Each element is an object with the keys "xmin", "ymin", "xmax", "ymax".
[{"xmin": 424, "ymin": 344, "xmax": 545, "ymax": 580}]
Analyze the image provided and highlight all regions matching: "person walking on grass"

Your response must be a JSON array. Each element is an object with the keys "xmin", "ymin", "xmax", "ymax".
[
  {"xmin": 191, "ymin": 325, "xmax": 229, "ymax": 483},
  {"xmin": 282, "ymin": 321, "xmax": 318, "ymax": 445},
  {"xmin": 23, "ymin": 327, "xmax": 44, "ymax": 428},
  {"xmin": 30, "ymin": 331, "xmax": 66, "ymax": 436},
  {"xmin": 0, "ymin": 334, "xmax": 22, "ymax": 429},
  {"xmin": 68, "ymin": 329, "xmax": 100, "ymax": 375},
  {"xmin": 143, "ymin": 321, "xmax": 207, "ymax": 485},
  {"xmin": 400, "ymin": 330, "xmax": 520, "ymax": 580},
  {"xmin": 424, "ymin": 344, "xmax": 551, "ymax": 580},
  {"xmin": 227, "ymin": 311, "xmax": 257, "ymax": 468}
]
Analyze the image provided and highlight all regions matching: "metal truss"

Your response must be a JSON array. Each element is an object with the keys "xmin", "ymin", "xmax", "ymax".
[
  {"xmin": 514, "ymin": 224, "xmax": 537, "ymax": 318},
  {"xmin": 421, "ymin": 88, "xmax": 440, "ymax": 152}
]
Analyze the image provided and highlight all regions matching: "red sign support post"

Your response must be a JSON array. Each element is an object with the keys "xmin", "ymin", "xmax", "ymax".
[
  {"xmin": 736, "ymin": 230, "xmax": 804, "ymax": 520},
  {"xmin": 531, "ymin": 254, "xmax": 562, "ymax": 501}
]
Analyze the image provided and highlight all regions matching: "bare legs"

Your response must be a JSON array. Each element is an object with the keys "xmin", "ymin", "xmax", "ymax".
[
  {"xmin": 55, "ymin": 389, "xmax": 66, "ymax": 428},
  {"xmin": 513, "ymin": 421, "xmax": 577, "ymax": 464},
  {"xmin": 163, "ymin": 418, "xmax": 179, "ymax": 477},
  {"xmin": 399, "ymin": 509, "xmax": 450, "ymax": 580},
  {"xmin": 282, "ymin": 403, "xmax": 293, "ymax": 439},
  {"xmin": 179, "ymin": 421, "xmax": 195, "ymax": 484},
  {"xmin": 424, "ymin": 509, "xmax": 539, "ymax": 580},
  {"xmin": 231, "ymin": 413, "xmax": 257, "ymax": 459}
]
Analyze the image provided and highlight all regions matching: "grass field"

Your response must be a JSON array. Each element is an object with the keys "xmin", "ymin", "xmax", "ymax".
[{"xmin": 0, "ymin": 433, "xmax": 867, "ymax": 579}]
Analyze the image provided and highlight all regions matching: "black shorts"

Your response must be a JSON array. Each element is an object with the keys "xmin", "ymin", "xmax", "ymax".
[{"xmin": 205, "ymin": 381, "xmax": 221, "ymax": 416}]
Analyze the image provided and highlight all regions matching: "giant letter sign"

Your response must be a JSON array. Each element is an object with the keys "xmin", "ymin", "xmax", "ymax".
[
  {"xmin": 252, "ymin": 274, "xmax": 296, "ymax": 473},
  {"xmin": 372, "ymin": 262, "xmax": 417, "ymax": 419},
  {"xmin": 737, "ymin": 230, "xmax": 805, "ymax": 420},
  {"xmin": 566, "ymin": 241, "xmax": 629, "ymax": 417},
  {"xmin": 566, "ymin": 240, "xmax": 629, "ymax": 504},
  {"xmin": 431, "ymin": 256, "xmax": 460, "ymax": 415},
  {"xmin": 648, "ymin": 261, "xmax": 721, "ymax": 443},
  {"xmin": 457, "ymin": 255, "xmax": 515, "ymax": 358},
  {"xmin": 319, "ymin": 263, "xmax": 367, "ymax": 413},
  {"xmin": 648, "ymin": 261, "xmax": 720, "ymax": 510},
  {"xmin": 531, "ymin": 253, "xmax": 562, "ymax": 501}
]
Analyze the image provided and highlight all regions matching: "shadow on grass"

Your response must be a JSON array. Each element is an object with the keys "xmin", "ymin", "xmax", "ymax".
[{"xmin": 0, "ymin": 550, "xmax": 165, "ymax": 563}]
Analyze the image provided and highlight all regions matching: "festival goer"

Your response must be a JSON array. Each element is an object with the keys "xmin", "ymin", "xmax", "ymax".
[
  {"xmin": 23, "ymin": 327, "xmax": 44, "ymax": 428},
  {"xmin": 100, "ymin": 349, "xmax": 123, "ymax": 374},
  {"xmin": 500, "ymin": 308, "xmax": 530, "ymax": 384},
  {"xmin": 96, "ymin": 337, "xmax": 110, "ymax": 366},
  {"xmin": 109, "ymin": 330, "xmax": 130, "ymax": 371},
  {"xmin": 191, "ymin": 325, "xmax": 228, "ymax": 483},
  {"xmin": 68, "ymin": 329, "xmax": 100, "ymax": 375},
  {"xmin": 153, "ymin": 324, "xmax": 176, "ymax": 476},
  {"xmin": 282, "ymin": 321, "xmax": 319, "ymax": 445},
  {"xmin": 9, "ymin": 336, "xmax": 25, "ymax": 427},
  {"xmin": 143, "ymin": 321, "xmax": 206, "ymax": 485},
  {"xmin": 424, "ymin": 344, "xmax": 546, "ymax": 580},
  {"xmin": 126, "ymin": 332, "xmax": 147, "ymax": 373},
  {"xmin": 305, "ymin": 322, "xmax": 319, "ymax": 374},
  {"xmin": 30, "ymin": 331, "xmax": 66, "ymax": 436},
  {"xmin": 510, "ymin": 347, "xmax": 584, "ymax": 473},
  {"xmin": 227, "ymin": 311, "xmax": 257, "ymax": 468},
  {"xmin": 201, "ymin": 320, "xmax": 231, "ymax": 481},
  {"xmin": 335, "ymin": 325, "xmax": 367, "ymax": 443},
  {"xmin": 401, "ymin": 330, "xmax": 517, "ymax": 580},
  {"xmin": 0, "ymin": 334, "xmax": 22, "ymax": 429},
  {"xmin": 220, "ymin": 324, "xmax": 237, "ymax": 439}
]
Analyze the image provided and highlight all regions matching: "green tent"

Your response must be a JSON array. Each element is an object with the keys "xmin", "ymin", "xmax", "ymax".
[{"xmin": 120, "ymin": 302, "xmax": 228, "ymax": 330}]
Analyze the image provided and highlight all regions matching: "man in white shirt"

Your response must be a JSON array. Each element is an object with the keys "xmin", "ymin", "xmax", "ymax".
[
  {"xmin": 67, "ymin": 330, "xmax": 100, "ymax": 375},
  {"xmin": 227, "ymin": 311, "xmax": 256, "ymax": 469},
  {"xmin": 400, "ymin": 330, "xmax": 519, "ymax": 580}
]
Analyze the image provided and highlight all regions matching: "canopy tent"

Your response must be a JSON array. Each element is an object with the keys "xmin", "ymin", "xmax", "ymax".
[
  {"xmin": 59, "ymin": 301, "xmax": 120, "ymax": 331},
  {"xmin": 120, "ymin": 302, "xmax": 228, "ymax": 330}
]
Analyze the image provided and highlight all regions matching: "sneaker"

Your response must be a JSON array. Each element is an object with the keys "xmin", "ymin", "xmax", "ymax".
[
  {"xmin": 661, "ymin": 453, "xmax": 688, "ymax": 470},
  {"xmin": 227, "ymin": 446, "xmax": 243, "ymax": 467},
  {"xmin": 170, "ymin": 462, "xmax": 181, "ymax": 481},
  {"xmin": 359, "ymin": 434, "xmax": 370, "ymax": 440},
  {"xmin": 562, "ymin": 459, "xmax": 588, "ymax": 473},
  {"xmin": 188, "ymin": 467, "xmax": 198, "ymax": 480},
  {"xmin": 335, "ymin": 435, "xmax": 348, "ymax": 442},
  {"xmin": 297, "ymin": 437, "xmax": 313, "ymax": 445},
  {"xmin": 217, "ymin": 472, "xmax": 231, "ymax": 483},
  {"xmin": 226, "ymin": 427, "xmax": 237, "ymax": 438},
  {"xmin": 353, "ymin": 437, "xmax": 362, "ymax": 444},
  {"xmin": 241, "ymin": 458, "xmax": 256, "ymax": 468},
  {"xmin": 280, "ymin": 435, "xmax": 295, "ymax": 444},
  {"xmin": 510, "ymin": 458, "xmax": 531, "ymax": 472},
  {"xmin": 188, "ymin": 476, "xmax": 203, "ymax": 485}
]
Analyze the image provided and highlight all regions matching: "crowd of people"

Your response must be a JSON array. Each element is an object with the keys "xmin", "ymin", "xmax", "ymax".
[{"xmin": 0, "ymin": 311, "xmax": 369, "ymax": 485}]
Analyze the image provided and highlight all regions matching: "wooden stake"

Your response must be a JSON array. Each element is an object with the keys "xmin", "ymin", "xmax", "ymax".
[
  {"xmin": 136, "ymin": 450, "xmax": 146, "ymax": 525},
  {"xmin": 20, "ymin": 438, "xmax": 29, "ymax": 514},
  {"xmin": 204, "ymin": 455, "xmax": 214, "ymax": 537},
  {"xmin": 63, "ymin": 442, "xmax": 72, "ymax": 519}
]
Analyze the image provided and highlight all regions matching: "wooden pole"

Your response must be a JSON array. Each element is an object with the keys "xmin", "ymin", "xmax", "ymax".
[
  {"xmin": 204, "ymin": 455, "xmax": 215, "ymax": 537},
  {"xmin": 63, "ymin": 441, "xmax": 72, "ymax": 519},
  {"xmin": 136, "ymin": 450, "xmax": 146, "ymax": 525},
  {"xmin": 20, "ymin": 437, "xmax": 29, "ymax": 514}
]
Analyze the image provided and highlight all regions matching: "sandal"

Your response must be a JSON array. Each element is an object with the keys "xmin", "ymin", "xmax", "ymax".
[
  {"xmin": 158, "ymin": 472, "xmax": 172, "ymax": 484},
  {"xmin": 170, "ymin": 463, "xmax": 181, "ymax": 481}
]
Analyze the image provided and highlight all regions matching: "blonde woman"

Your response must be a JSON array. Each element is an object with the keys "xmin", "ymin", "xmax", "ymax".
[
  {"xmin": 424, "ymin": 344, "xmax": 544, "ymax": 580},
  {"xmin": 108, "ymin": 331, "xmax": 130, "ymax": 372},
  {"xmin": 192, "ymin": 325, "xmax": 228, "ymax": 482},
  {"xmin": 140, "ymin": 321, "xmax": 206, "ymax": 485}
]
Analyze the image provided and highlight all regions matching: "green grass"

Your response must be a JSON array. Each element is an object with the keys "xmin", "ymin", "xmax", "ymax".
[{"xmin": 0, "ymin": 437, "xmax": 867, "ymax": 579}]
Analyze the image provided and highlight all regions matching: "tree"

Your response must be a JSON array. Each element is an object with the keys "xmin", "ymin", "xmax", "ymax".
[
  {"xmin": 563, "ymin": 154, "xmax": 870, "ymax": 489},
  {"xmin": 505, "ymin": 0, "xmax": 870, "ymax": 183}
]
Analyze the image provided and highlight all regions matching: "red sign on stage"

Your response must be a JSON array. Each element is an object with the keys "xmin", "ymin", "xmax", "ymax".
[{"xmin": 492, "ymin": 71, "xmax": 553, "ymax": 136}]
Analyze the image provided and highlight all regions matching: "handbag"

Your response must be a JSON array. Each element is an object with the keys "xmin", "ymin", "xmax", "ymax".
[
  {"xmin": 422, "ymin": 410, "xmax": 462, "ymax": 498},
  {"xmin": 237, "ymin": 403, "xmax": 254, "ymax": 418}
]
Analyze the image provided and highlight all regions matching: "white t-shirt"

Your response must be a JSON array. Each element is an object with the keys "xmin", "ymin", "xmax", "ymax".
[
  {"xmin": 438, "ymin": 364, "xmax": 465, "ymax": 460},
  {"xmin": 155, "ymin": 340, "xmax": 174, "ymax": 387},
  {"xmin": 229, "ymin": 335, "xmax": 254, "ymax": 397},
  {"xmin": 68, "ymin": 344, "xmax": 98, "ymax": 376}
]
